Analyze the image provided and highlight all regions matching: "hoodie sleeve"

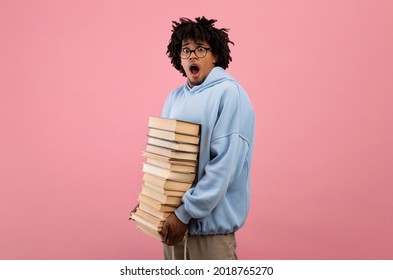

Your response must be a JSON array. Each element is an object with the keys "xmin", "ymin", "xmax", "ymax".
[{"xmin": 174, "ymin": 82, "xmax": 252, "ymax": 224}]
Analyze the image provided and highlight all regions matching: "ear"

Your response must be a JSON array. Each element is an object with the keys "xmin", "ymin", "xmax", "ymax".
[{"xmin": 213, "ymin": 54, "xmax": 218, "ymax": 64}]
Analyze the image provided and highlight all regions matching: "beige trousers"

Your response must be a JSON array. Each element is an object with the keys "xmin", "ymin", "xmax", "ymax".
[{"xmin": 163, "ymin": 233, "xmax": 237, "ymax": 260}]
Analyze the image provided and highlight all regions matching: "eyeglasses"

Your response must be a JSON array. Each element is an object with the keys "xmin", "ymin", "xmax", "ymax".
[{"xmin": 180, "ymin": 47, "xmax": 212, "ymax": 59}]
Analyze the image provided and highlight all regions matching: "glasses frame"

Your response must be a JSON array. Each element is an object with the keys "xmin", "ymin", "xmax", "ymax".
[{"xmin": 180, "ymin": 47, "xmax": 212, "ymax": 59}]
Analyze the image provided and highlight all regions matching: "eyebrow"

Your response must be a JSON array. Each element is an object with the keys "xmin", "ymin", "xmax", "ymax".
[
  {"xmin": 181, "ymin": 44, "xmax": 209, "ymax": 49},
  {"xmin": 181, "ymin": 40, "xmax": 208, "ymax": 48}
]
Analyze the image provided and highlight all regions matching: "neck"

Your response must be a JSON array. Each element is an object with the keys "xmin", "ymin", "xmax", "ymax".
[{"xmin": 187, "ymin": 80, "xmax": 194, "ymax": 88}]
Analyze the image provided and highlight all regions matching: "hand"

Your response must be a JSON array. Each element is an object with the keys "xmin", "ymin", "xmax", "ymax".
[
  {"xmin": 160, "ymin": 213, "xmax": 188, "ymax": 246},
  {"xmin": 128, "ymin": 203, "xmax": 139, "ymax": 220}
]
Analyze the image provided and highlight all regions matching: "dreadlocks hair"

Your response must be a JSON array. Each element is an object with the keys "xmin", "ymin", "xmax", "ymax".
[{"xmin": 167, "ymin": 16, "xmax": 234, "ymax": 77}]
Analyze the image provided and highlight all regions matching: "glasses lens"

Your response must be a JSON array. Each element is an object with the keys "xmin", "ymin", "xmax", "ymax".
[
  {"xmin": 180, "ymin": 48, "xmax": 190, "ymax": 59},
  {"xmin": 195, "ymin": 47, "xmax": 207, "ymax": 58}
]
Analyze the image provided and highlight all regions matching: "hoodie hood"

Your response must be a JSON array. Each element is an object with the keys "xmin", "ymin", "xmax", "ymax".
[{"xmin": 184, "ymin": 67, "xmax": 236, "ymax": 94}]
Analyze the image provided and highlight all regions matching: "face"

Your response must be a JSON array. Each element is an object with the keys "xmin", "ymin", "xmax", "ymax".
[{"xmin": 180, "ymin": 39, "xmax": 217, "ymax": 88}]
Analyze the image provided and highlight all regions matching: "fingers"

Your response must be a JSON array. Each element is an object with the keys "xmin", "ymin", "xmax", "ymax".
[
  {"xmin": 161, "ymin": 223, "xmax": 182, "ymax": 246},
  {"xmin": 164, "ymin": 231, "xmax": 184, "ymax": 246},
  {"xmin": 161, "ymin": 214, "xmax": 188, "ymax": 246},
  {"xmin": 162, "ymin": 220, "xmax": 174, "ymax": 245},
  {"xmin": 172, "ymin": 234, "xmax": 184, "ymax": 246},
  {"xmin": 128, "ymin": 204, "xmax": 139, "ymax": 220},
  {"xmin": 160, "ymin": 222, "xmax": 169, "ymax": 243}
]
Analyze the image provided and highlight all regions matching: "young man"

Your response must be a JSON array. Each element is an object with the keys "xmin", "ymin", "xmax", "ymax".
[{"xmin": 160, "ymin": 16, "xmax": 255, "ymax": 260}]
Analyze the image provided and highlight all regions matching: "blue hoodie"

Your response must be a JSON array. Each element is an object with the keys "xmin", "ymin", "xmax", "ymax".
[{"xmin": 161, "ymin": 67, "xmax": 255, "ymax": 235}]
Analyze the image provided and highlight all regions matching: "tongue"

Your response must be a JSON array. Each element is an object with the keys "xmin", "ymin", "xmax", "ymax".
[{"xmin": 191, "ymin": 66, "xmax": 199, "ymax": 74}]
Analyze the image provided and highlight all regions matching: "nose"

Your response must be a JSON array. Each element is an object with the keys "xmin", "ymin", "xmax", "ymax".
[{"xmin": 189, "ymin": 50, "xmax": 198, "ymax": 59}]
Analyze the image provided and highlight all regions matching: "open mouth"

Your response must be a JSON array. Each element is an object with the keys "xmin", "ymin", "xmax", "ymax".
[{"xmin": 189, "ymin": 65, "xmax": 200, "ymax": 75}]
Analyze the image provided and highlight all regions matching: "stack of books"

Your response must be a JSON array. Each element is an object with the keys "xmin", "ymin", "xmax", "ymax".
[{"xmin": 130, "ymin": 116, "xmax": 201, "ymax": 240}]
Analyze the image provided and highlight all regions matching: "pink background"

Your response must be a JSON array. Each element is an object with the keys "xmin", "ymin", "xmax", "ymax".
[{"xmin": 1, "ymin": 0, "xmax": 392, "ymax": 259}]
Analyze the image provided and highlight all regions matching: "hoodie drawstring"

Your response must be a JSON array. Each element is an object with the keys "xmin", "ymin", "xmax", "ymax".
[
  {"xmin": 170, "ymin": 237, "xmax": 188, "ymax": 260},
  {"xmin": 183, "ymin": 238, "xmax": 188, "ymax": 260}
]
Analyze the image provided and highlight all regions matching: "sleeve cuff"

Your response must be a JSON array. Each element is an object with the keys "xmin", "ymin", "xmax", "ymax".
[{"xmin": 174, "ymin": 204, "xmax": 192, "ymax": 224}]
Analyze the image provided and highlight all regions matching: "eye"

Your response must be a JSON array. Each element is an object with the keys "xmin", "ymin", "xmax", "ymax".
[
  {"xmin": 197, "ymin": 47, "xmax": 205, "ymax": 52},
  {"xmin": 182, "ymin": 48, "xmax": 190, "ymax": 53}
]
